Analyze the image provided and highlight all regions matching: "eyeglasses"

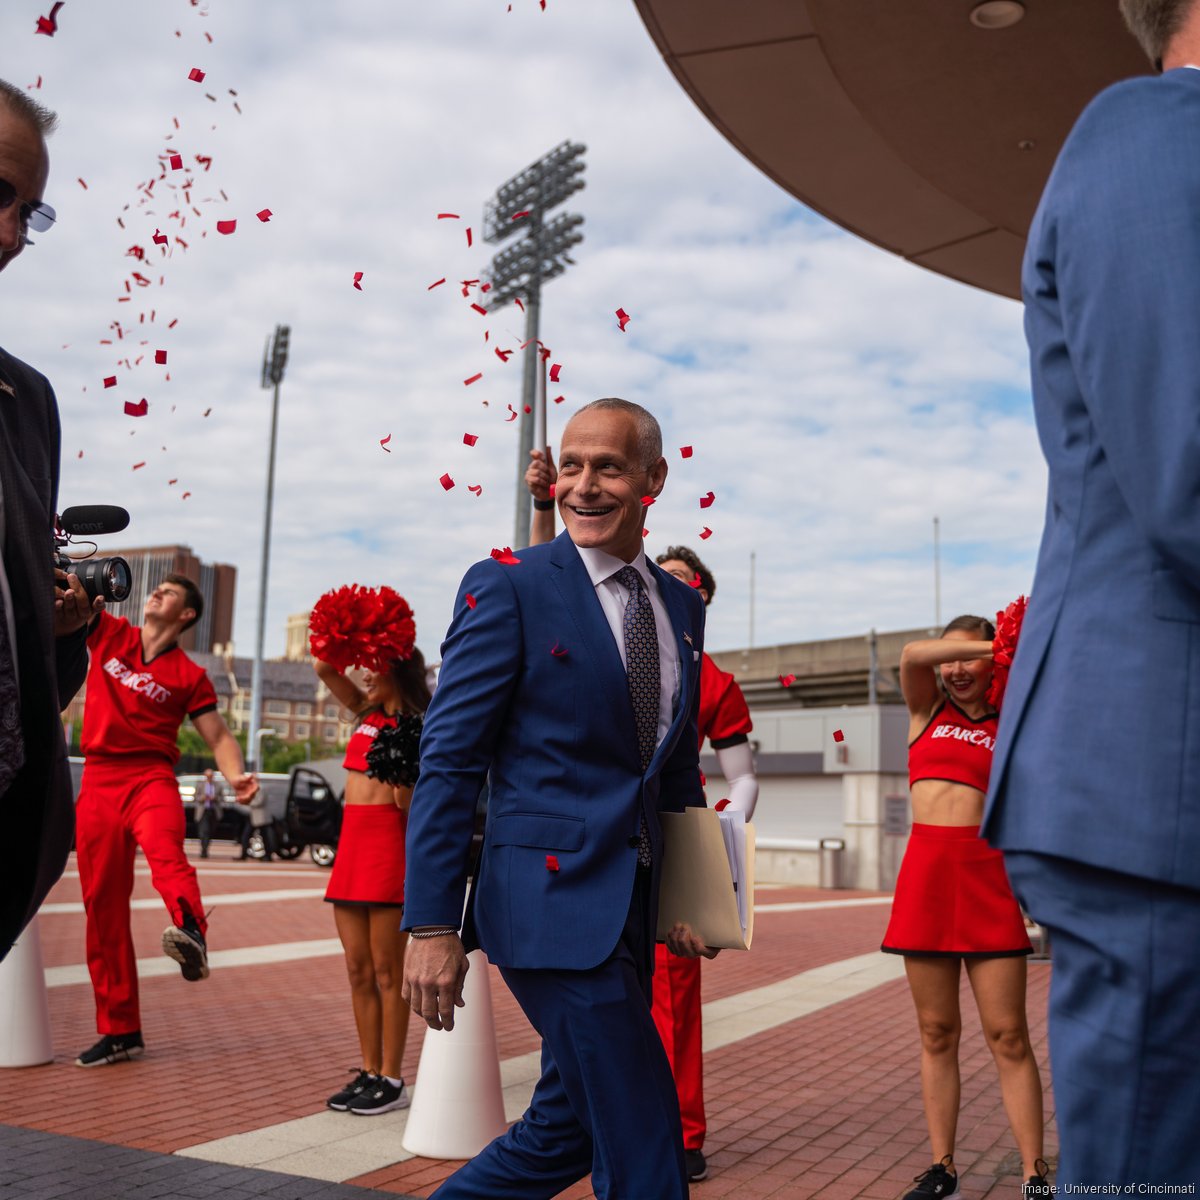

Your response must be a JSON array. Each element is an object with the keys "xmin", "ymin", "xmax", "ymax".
[{"xmin": 0, "ymin": 176, "xmax": 56, "ymax": 234}]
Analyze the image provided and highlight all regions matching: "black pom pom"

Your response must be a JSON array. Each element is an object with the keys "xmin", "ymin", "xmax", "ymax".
[{"xmin": 365, "ymin": 713, "xmax": 424, "ymax": 787}]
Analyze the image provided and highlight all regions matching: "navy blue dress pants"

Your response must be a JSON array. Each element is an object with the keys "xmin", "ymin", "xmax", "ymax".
[
  {"xmin": 1005, "ymin": 852, "xmax": 1200, "ymax": 1188},
  {"xmin": 432, "ymin": 867, "xmax": 687, "ymax": 1199}
]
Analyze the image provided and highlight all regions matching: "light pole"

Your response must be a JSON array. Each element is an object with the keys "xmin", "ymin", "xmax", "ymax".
[
  {"xmin": 247, "ymin": 323, "xmax": 290, "ymax": 771},
  {"xmin": 484, "ymin": 141, "xmax": 586, "ymax": 548}
]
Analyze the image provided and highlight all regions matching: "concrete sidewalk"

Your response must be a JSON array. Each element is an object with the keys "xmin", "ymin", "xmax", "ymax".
[{"xmin": 0, "ymin": 845, "xmax": 1055, "ymax": 1199}]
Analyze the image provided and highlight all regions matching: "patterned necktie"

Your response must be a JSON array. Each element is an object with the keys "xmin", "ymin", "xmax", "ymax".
[
  {"xmin": 0, "ymin": 609, "xmax": 24, "ymax": 799},
  {"xmin": 616, "ymin": 565, "xmax": 658, "ymax": 866}
]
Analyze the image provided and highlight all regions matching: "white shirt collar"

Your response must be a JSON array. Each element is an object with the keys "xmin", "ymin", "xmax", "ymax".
[{"xmin": 575, "ymin": 544, "xmax": 654, "ymax": 591}]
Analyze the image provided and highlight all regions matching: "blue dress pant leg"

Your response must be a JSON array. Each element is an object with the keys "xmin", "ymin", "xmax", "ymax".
[
  {"xmin": 1004, "ymin": 852, "xmax": 1200, "ymax": 1188},
  {"xmin": 432, "ymin": 868, "xmax": 687, "ymax": 1200}
]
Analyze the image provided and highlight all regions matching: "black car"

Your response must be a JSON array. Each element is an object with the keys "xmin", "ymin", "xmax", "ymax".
[{"xmin": 284, "ymin": 759, "xmax": 348, "ymax": 867}]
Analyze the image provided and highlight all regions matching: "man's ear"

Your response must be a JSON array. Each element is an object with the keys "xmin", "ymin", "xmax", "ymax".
[
  {"xmin": 180, "ymin": 607, "xmax": 197, "ymax": 629},
  {"xmin": 646, "ymin": 455, "xmax": 668, "ymax": 497}
]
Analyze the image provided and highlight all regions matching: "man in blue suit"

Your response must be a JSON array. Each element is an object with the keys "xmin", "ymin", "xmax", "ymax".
[
  {"xmin": 983, "ymin": 1, "xmax": 1200, "ymax": 1186},
  {"xmin": 403, "ymin": 397, "xmax": 710, "ymax": 1199}
]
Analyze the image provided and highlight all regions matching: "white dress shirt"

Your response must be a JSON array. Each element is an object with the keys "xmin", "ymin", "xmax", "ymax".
[{"xmin": 575, "ymin": 545, "xmax": 681, "ymax": 751}]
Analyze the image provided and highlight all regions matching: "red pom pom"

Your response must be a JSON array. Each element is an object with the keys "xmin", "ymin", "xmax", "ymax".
[
  {"xmin": 986, "ymin": 595, "xmax": 1028, "ymax": 711},
  {"xmin": 309, "ymin": 585, "xmax": 416, "ymax": 673}
]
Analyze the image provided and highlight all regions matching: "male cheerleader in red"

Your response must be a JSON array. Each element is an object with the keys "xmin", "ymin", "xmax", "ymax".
[{"xmin": 74, "ymin": 574, "xmax": 257, "ymax": 1067}]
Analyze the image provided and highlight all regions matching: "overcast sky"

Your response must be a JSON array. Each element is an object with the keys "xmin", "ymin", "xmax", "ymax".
[{"xmin": 2, "ymin": 0, "xmax": 1046, "ymax": 660}]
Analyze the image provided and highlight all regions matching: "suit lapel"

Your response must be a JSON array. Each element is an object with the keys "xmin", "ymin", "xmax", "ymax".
[{"xmin": 645, "ymin": 563, "xmax": 697, "ymax": 776}]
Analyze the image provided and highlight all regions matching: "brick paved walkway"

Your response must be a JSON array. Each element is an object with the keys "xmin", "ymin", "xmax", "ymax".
[{"xmin": 0, "ymin": 841, "xmax": 1056, "ymax": 1198}]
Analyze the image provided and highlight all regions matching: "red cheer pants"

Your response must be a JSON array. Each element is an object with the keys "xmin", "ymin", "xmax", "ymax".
[
  {"xmin": 75, "ymin": 760, "xmax": 207, "ymax": 1035},
  {"xmin": 652, "ymin": 943, "xmax": 706, "ymax": 1150}
]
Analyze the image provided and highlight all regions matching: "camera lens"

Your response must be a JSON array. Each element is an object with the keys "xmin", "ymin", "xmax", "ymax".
[{"xmin": 75, "ymin": 556, "xmax": 132, "ymax": 603}]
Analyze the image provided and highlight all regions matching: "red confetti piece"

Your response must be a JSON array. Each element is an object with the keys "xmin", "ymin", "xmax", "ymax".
[
  {"xmin": 168, "ymin": 478, "xmax": 178, "ymax": 485},
  {"xmin": 714, "ymin": 798, "xmax": 731, "ymax": 812},
  {"xmin": 495, "ymin": 347, "xmax": 513, "ymax": 363},
  {"xmin": 465, "ymin": 593, "xmax": 477, "ymax": 609},
  {"xmin": 514, "ymin": 297, "xmax": 525, "ymax": 312},
  {"xmin": 506, "ymin": 405, "xmax": 518, "ymax": 422},
  {"xmin": 549, "ymin": 362, "xmax": 562, "ymax": 383},
  {"xmin": 103, "ymin": 376, "xmax": 117, "ymax": 388},
  {"xmin": 181, "ymin": 491, "xmax": 191, "ymax": 499},
  {"xmin": 168, "ymin": 319, "xmax": 178, "ymax": 329},
  {"xmin": 490, "ymin": 547, "xmax": 520, "ymax": 565},
  {"xmin": 155, "ymin": 349, "xmax": 167, "ymax": 365},
  {"xmin": 439, "ymin": 472, "xmax": 455, "ymax": 490},
  {"xmin": 188, "ymin": 68, "xmax": 206, "ymax": 82},
  {"xmin": 152, "ymin": 229, "xmax": 168, "ymax": 245},
  {"xmin": 641, "ymin": 495, "xmax": 655, "ymax": 507},
  {"xmin": 779, "ymin": 674, "xmax": 796, "ymax": 688},
  {"xmin": 546, "ymin": 854, "xmax": 560, "ymax": 872},
  {"xmin": 642, "ymin": 528, "xmax": 649, "ymax": 538},
  {"xmin": 427, "ymin": 278, "xmax": 446, "ymax": 290},
  {"xmin": 468, "ymin": 484, "xmax": 483, "ymax": 496},
  {"xmin": 689, "ymin": 573, "xmax": 703, "ymax": 589},
  {"xmin": 77, "ymin": 450, "xmax": 83, "ymax": 458},
  {"xmin": 77, "ymin": 177, "xmax": 88, "ymax": 189},
  {"xmin": 524, "ymin": 405, "xmax": 532, "ymax": 414},
  {"xmin": 512, "ymin": 210, "xmax": 530, "ymax": 220},
  {"xmin": 680, "ymin": 446, "xmax": 693, "ymax": 459},
  {"xmin": 833, "ymin": 729, "xmax": 845, "ymax": 742},
  {"xmin": 699, "ymin": 491, "xmax": 715, "ymax": 509},
  {"xmin": 465, "ymin": 227, "xmax": 473, "ymax": 248},
  {"xmin": 124, "ymin": 399, "xmax": 148, "ymax": 417},
  {"xmin": 470, "ymin": 303, "xmax": 487, "ymax": 316},
  {"xmin": 616, "ymin": 307, "xmax": 631, "ymax": 332},
  {"xmin": 550, "ymin": 642, "xmax": 568, "ymax": 658},
  {"xmin": 202, "ymin": 407, "xmax": 212, "ymax": 417},
  {"xmin": 169, "ymin": 153, "xmax": 183, "ymax": 170},
  {"xmin": 352, "ymin": 271, "xmax": 364, "ymax": 290},
  {"xmin": 553, "ymin": 395, "xmax": 565, "ymax": 405},
  {"xmin": 463, "ymin": 433, "xmax": 478, "ymax": 446},
  {"xmin": 380, "ymin": 434, "xmax": 392, "ymax": 452},
  {"xmin": 548, "ymin": 483, "xmax": 556, "ymax": 498},
  {"xmin": 131, "ymin": 461, "xmax": 146, "ymax": 471},
  {"xmin": 256, "ymin": 208, "xmax": 272, "ymax": 222},
  {"xmin": 35, "ymin": 3, "xmax": 63, "ymax": 36},
  {"xmin": 437, "ymin": 212, "xmax": 460, "ymax": 220},
  {"xmin": 216, "ymin": 219, "xmax": 236, "ymax": 235},
  {"xmin": 699, "ymin": 527, "xmax": 713, "ymax": 540},
  {"xmin": 464, "ymin": 372, "xmax": 482, "ymax": 386}
]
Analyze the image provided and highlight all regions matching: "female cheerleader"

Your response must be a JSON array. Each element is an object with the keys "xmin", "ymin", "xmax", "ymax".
[{"xmin": 886, "ymin": 615, "xmax": 1049, "ymax": 1199}]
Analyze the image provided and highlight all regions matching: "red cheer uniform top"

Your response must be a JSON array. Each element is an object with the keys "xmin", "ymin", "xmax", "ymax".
[
  {"xmin": 82, "ymin": 611, "xmax": 219, "ymax": 766},
  {"xmin": 908, "ymin": 700, "xmax": 998, "ymax": 794},
  {"xmin": 698, "ymin": 653, "xmax": 752, "ymax": 750},
  {"xmin": 342, "ymin": 708, "xmax": 399, "ymax": 773}
]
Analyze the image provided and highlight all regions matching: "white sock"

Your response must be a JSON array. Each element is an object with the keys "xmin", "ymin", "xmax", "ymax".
[{"xmin": 384, "ymin": 1075, "xmax": 403, "ymax": 1088}]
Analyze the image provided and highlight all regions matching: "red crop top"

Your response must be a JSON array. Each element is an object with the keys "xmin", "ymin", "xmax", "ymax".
[
  {"xmin": 343, "ymin": 709, "xmax": 398, "ymax": 773},
  {"xmin": 908, "ymin": 700, "xmax": 998, "ymax": 794}
]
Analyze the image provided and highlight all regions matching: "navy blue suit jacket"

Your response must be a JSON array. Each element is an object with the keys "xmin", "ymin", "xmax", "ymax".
[
  {"xmin": 404, "ymin": 532, "xmax": 706, "ymax": 969},
  {"xmin": 984, "ymin": 69, "xmax": 1200, "ymax": 891}
]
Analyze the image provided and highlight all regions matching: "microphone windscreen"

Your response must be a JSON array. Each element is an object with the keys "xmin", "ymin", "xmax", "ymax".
[{"xmin": 60, "ymin": 505, "xmax": 131, "ymax": 536}]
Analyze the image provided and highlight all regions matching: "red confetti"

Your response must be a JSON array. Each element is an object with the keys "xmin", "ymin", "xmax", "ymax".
[
  {"xmin": 124, "ymin": 399, "xmax": 148, "ymax": 417},
  {"xmin": 468, "ymin": 484, "xmax": 483, "ymax": 496},
  {"xmin": 642, "ymin": 529, "xmax": 649, "ymax": 538},
  {"xmin": 699, "ymin": 491, "xmax": 715, "ymax": 509},
  {"xmin": 181, "ymin": 491, "xmax": 191, "ymax": 499},
  {"xmin": 77, "ymin": 177, "xmax": 87, "ymax": 189},
  {"xmin": 546, "ymin": 854, "xmax": 560, "ymax": 872},
  {"xmin": 680, "ymin": 446, "xmax": 693, "ymax": 458},
  {"xmin": 512, "ymin": 210, "xmax": 530, "ymax": 220},
  {"xmin": 714, "ymin": 798, "xmax": 731, "ymax": 812},
  {"xmin": 152, "ymin": 228, "xmax": 168, "ymax": 245},
  {"xmin": 216, "ymin": 219, "xmax": 236, "ymax": 235},
  {"xmin": 506, "ymin": 405, "xmax": 518, "ymax": 422},
  {"xmin": 465, "ymin": 593, "xmax": 477, "ymax": 609},
  {"xmin": 689, "ymin": 573, "xmax": 703, "ymax": 589},
  {"xmin": 437, "ymin": 212, "xmax": 460, "ymax": 220},
  {"xmin": 34, "ymin": 3, "xmax": 63, "ymax": 36},
  {"xmin": 427, "ymin": 278, "xmax": 446, "ymax": 290},
  {"xmin": 380, "ymin": 434, "xmax": 392, "ymax": 452},
  {"xmin": 464, "ymin": 372, "xmax": 482, "ymax": 386},
  {"xmin": 439, "ymin": 473, "xmax": 455, "ymax": 491},
  {"xmin": 256, "ymin": 208, "xmax": 272, "ymax": 222},
  {"xmin": 553, "ymin": 395, "xmax": 565, "ymax": 405},
  {"xmin": 549, "ymin": 362, "xmax": 562, "ymax": 383},
  {"xmin": 641, "ymin": 495, "xmax": 655, "ymax": 507},
  {"xmin": 202, "ymin": 407, "xmax": 212, "ymax": 417},
  {"xmin": 490, "ymin": 547, "xmax": 521, "ymax": 565},
  {"xmin": 550, "ymin": 642, "xmax": 568, "ymax": 658},
  {"xmin": 131, "ymin": 461, "xmax": 146, "ymax": 471},
  {"xmin": 103, "ymin": 376, "xmax": 117, "ymax": 388},
  {"xmin": 352, "ymin": 271, "xmax": 364, "ymax": 290},
  {"xmin": 833, "ymin": 729, "xmax": 845, "ymax": 742},
  {"xmin": 548, "ymin": 484, "xmax": 556, "ymax": 498},
  {"xmin": 188, "ymin": 68, "xmax": 206, "ymax": 82},
  {"xmin": 524, "ymin": 405, "xmax": 532, "ymax": 414},
  {"xmin": 465, "ymin": 227, "xmax": 473, "ymax": 247},
  {"xmin": 155, "ymin": 349, "xmax": 167, "ymax": 365},
  {"xmin": 463, "ymin": 433, "xmax": 478, "ymax": 447},
  {"xmin": 76, "ymin": 450, "xmax": 83, "ymax": 458},
  {"xmin": 514, "ymin": 298, "xmax": 525, "ymax": 312},
  {"xmin": 779, "ymin": 674, "xmax": 796, "ymax": 688},
  {"xmin": 495, "ymin": 348, "xmax": 513, "ymax": 363},
  {"xmin": 169, "ymin": 154, "xmax": 183, "ymax": 170},
  {"xmin": 168, "ymin": 479, "xmax": 178, "ymax": 486},
  {"xmin": 616, "ymin": 307, "xmax": 631, "ymax": 332},
  {"xmin": 470, "ymin": 303, "xmax": 487, "ymax": 315},
  {"xmin": 699, "ymin": 527, "xmax": 712, "ymax": 540}
]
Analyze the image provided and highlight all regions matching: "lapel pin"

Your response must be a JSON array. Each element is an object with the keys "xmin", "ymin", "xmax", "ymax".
[{"xmin": 683, "ymin": 631, "xmax": 693, "ymax": 646}]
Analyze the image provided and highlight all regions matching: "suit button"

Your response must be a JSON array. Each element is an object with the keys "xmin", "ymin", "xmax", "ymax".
[{"xmin": 627, "ymin": 836, "xmax": 640, "ymax": 848}]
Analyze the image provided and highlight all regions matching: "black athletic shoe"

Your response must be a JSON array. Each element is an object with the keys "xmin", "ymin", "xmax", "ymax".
[
  {"xmin": 75, "ymin": 1032, "xmax": 144, "ymax": 1068},
  {"xmin": 685, "ymin": 1149, "xmax": 709, "ymax": 1182},
  {"xmin": 1023, "ymin": 1159, "xmax": 1053, "ymax": 1200},
  {"xmin": 327, "ymin": 1069, "xmax": 376, "ymax": 1112},
  {"xmin": 348, "ymin": 1076, "xmax": 410, "ymax": 1115},
  {"xmin": 162, "ymin": 918, "xmax": 209, "ymax": 981},
  {"xmin": 903, "ymin": 1157, "xmax": 960, "ymax": 1200}
]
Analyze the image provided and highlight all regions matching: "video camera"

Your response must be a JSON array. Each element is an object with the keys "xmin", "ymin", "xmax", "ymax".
[{"xmin": 54, "ymin": 506, "xmax": 132, "ymax": 604}]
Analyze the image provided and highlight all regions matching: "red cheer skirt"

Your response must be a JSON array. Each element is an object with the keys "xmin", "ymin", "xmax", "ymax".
[
  {"xmin": 881, "ymin": 823, "xmax": 1032, "ymax": 958},
  {"xmin": 324, "ymin": 803, "xmax": 407, "ymax": 907}
]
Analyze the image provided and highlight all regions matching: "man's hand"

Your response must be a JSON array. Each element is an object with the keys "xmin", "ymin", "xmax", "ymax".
[
  {"xmin": 666, "ymin": 921, "xmax": 720, "ymax": 960},
  {"xmin": 229, "ymin": 773, "xmax": 258, "ymax": 803},
  {"xmin": 53, "ymin": 571, "xmax": 103, "ymax": 636},
  {"xmin": 525, "ymin": 447, "xmax": 557, "ymax": 501},
  {"xmin": 402, "ymin": 933, "xmax": 470, "ymax": 1031}
]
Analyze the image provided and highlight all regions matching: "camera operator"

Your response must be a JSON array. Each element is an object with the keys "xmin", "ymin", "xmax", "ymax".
[
  {"xmin": 73, "ymin": 576, "xmax": 257, "ymax": 1068},
  {"xmin": 0, "ymin": 80, "xmax": 102, "ymax": 961}
]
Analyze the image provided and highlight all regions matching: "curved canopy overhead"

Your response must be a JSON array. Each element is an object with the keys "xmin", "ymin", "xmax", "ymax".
[{"xmin": 632, "ymin": 0, "xmax": 1147, "ymax": 298}]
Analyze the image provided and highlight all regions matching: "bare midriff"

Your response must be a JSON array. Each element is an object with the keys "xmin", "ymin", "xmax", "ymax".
[
  {"xmin": 344, "ymin": 772, "xmax": 413, "ymax": 809},
  {"xmin": 910, "ymin": 778, "xmax": 985, "ymax": 827}
]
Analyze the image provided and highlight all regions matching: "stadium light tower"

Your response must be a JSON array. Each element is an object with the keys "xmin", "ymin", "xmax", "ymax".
[
  {"xmin": 247, "ymin": 323, "xmax": 290, "ymax": 770},
  {"xmin": 484, "ymin": 141, "xmax": 585, "ymax": 548}
]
